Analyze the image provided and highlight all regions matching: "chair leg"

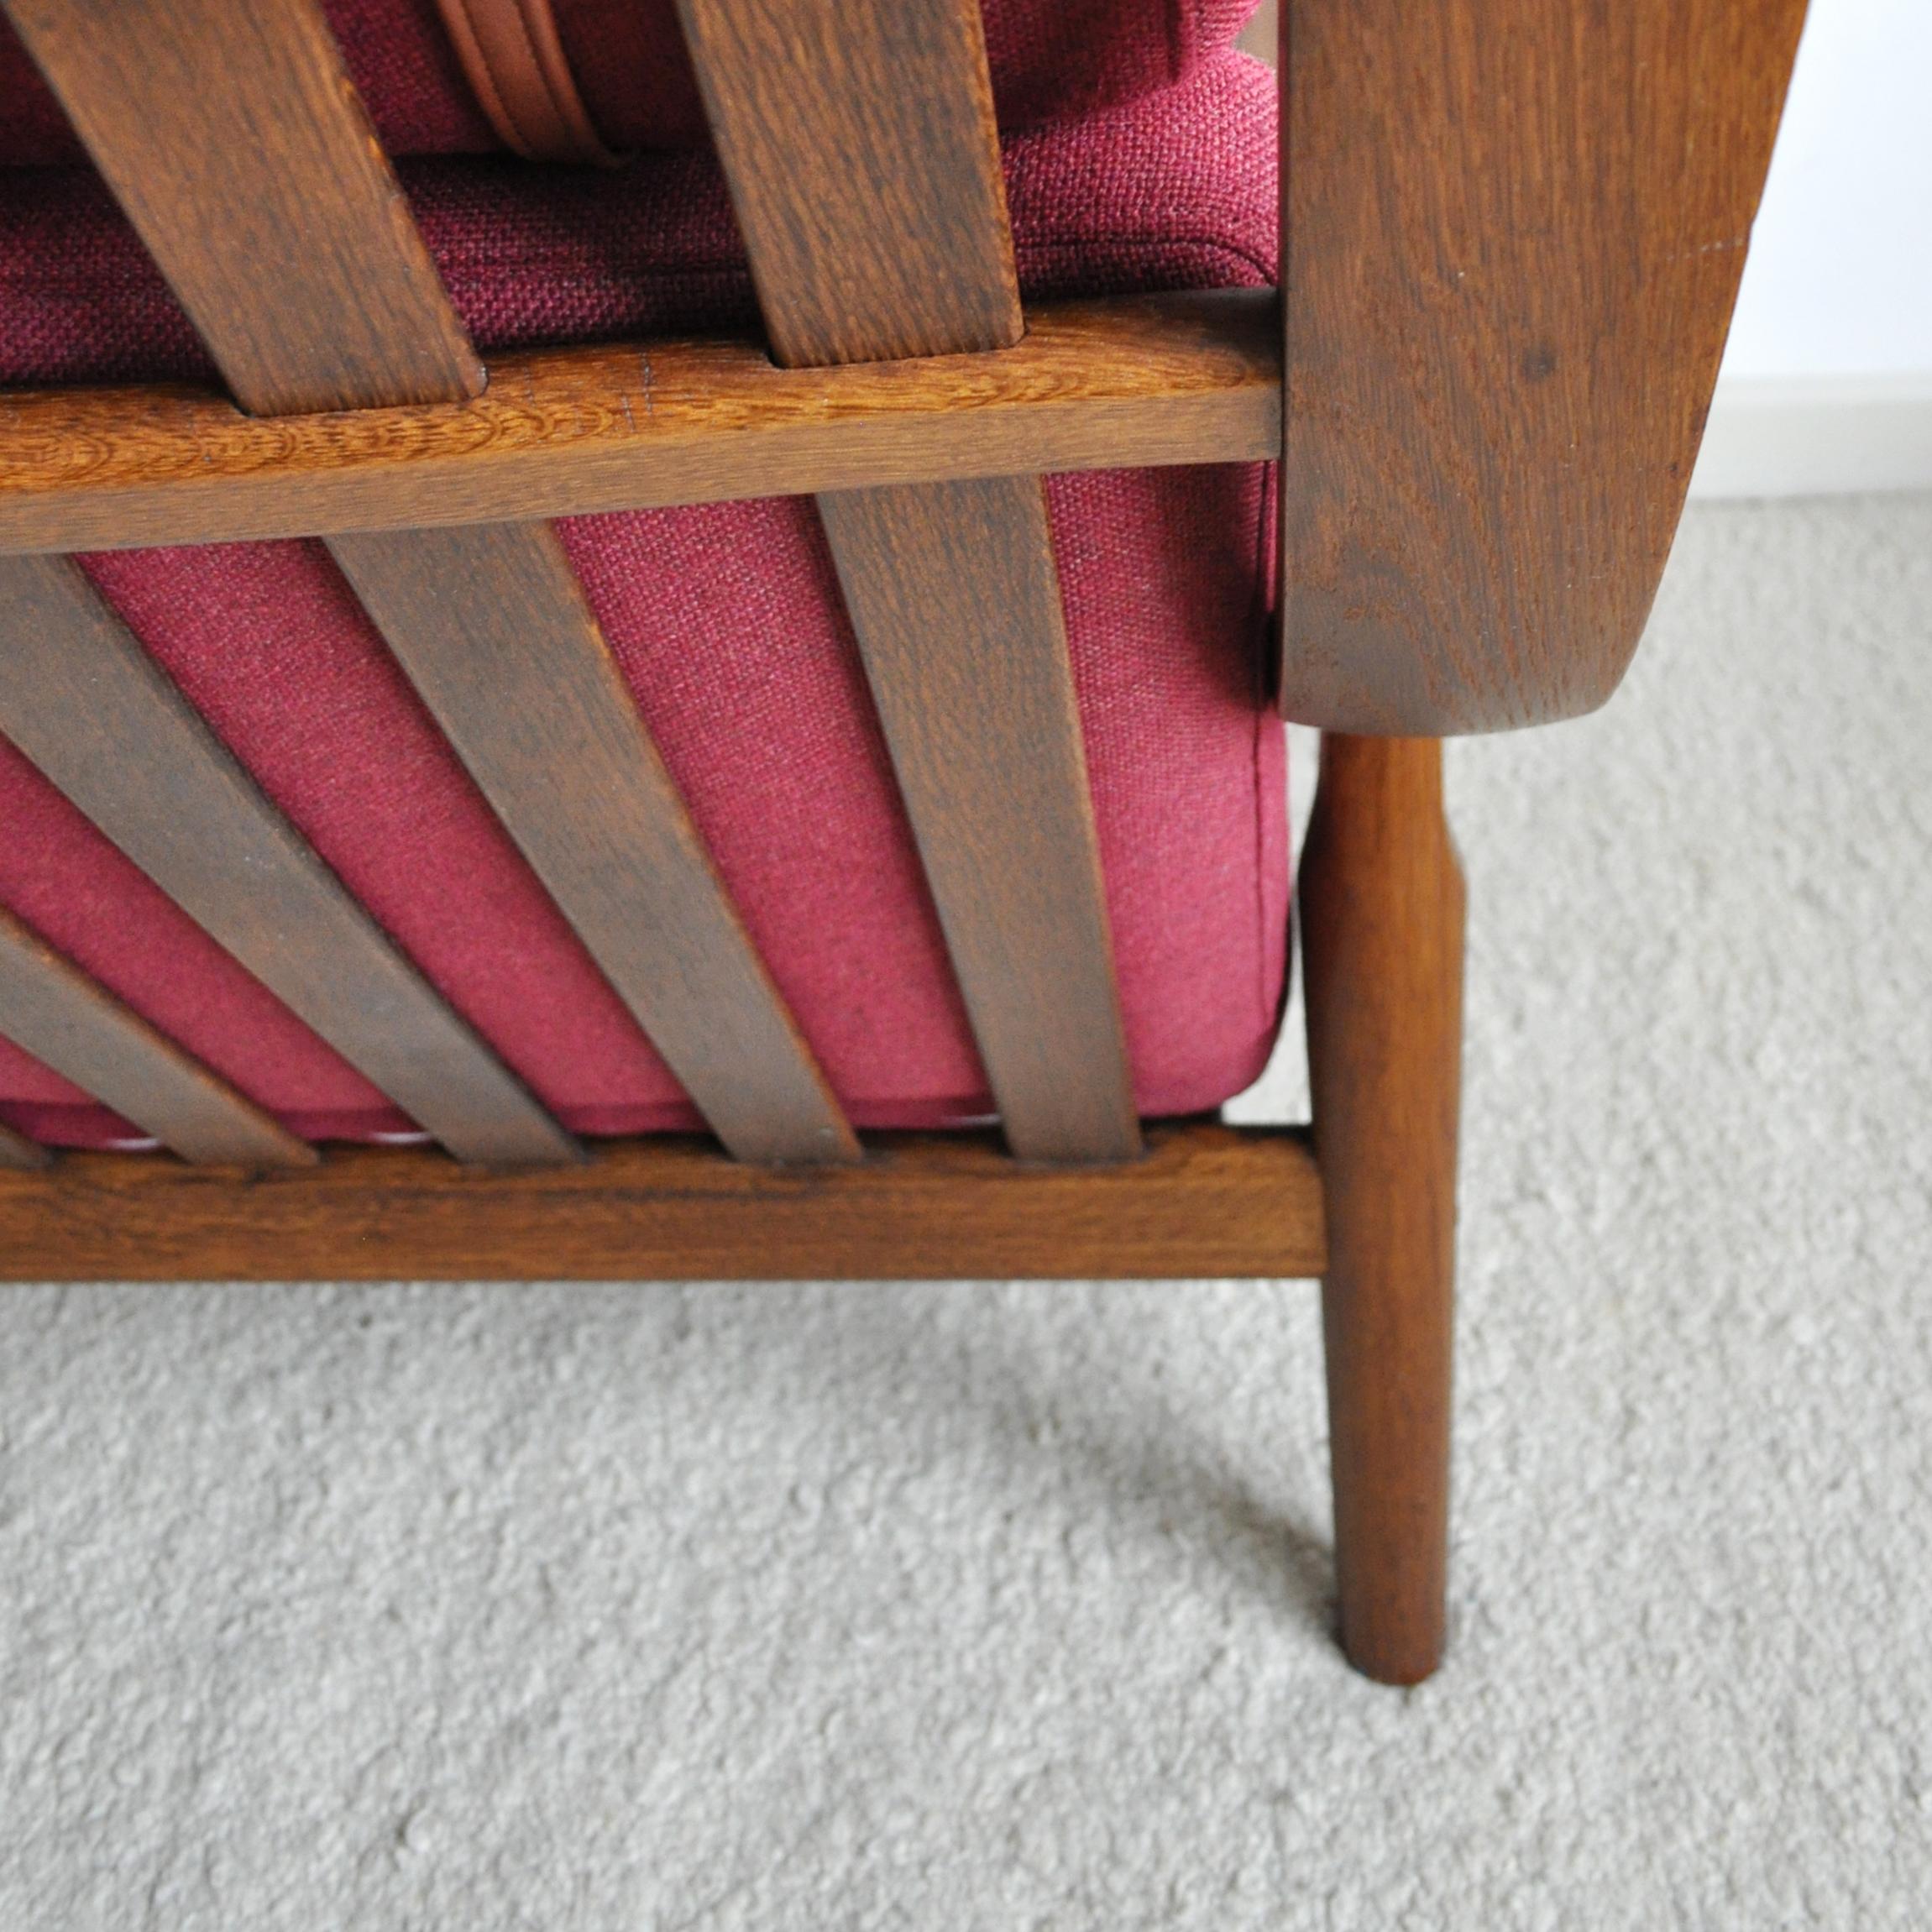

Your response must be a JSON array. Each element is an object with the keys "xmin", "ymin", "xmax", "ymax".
[{"xmin": 1299, "ymin": 734, "xmax": 1463, "ymax": 1684}]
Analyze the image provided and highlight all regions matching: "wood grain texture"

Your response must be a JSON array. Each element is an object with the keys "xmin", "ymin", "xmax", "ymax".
[
  {"xmin": 1279, "ymin": 0, "xmax": 1809, "ymax": 732},
  {"xmin": 821, "ymin": 480, "xmax": 1140, "ymax": 1163},
  {"xmin": 0, "ymin": 1120, "xmax": 1324, "ymax": 1282},
  {"xmin": 0, "ymin": 1118, "xmax": 55, "ymax": 1170},
  {"xmin": 0, "ymin": 552, "xmax": 579, "ymax": 1168},
  {"xmin": 0, "ymin": 905, "xmax": 317, "ymax": 1170},
  {"xmin": 330, "ymin": 521, "xmax": 860, "ymax": 1167},
  {"xmin": 675, "ymin": 0, "xmax": 1021, "ymax": 367},
  {"xmin": 1299, "ymin": 736, "xmax": 1463, "ymax": 1683},
  {"xmin": 684, "ymin": 0, "xmax": 1140, "ymax": 1163},
  {"xmin": 0, "ymin": 293, "xmax": 1280, "ymax": 557},
  {"xmin": 13, "ymin": 0, "xmax": 851, "ymax": 1165},
  {"xmin": 3, "ymin": 0, "xmax": 483, "ymax": 416}
]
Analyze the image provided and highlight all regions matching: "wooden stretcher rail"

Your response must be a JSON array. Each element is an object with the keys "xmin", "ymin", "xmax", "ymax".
[
  {"xmin": 0, "ymin": 292, "xmax": 1280, "ymax": 556},
  {"xmin": 0, "ymin": 1121, "xmax": 1326, "ymax": 1282}
]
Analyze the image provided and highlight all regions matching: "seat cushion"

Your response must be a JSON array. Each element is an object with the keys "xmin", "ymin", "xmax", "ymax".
[
  {"xmin": 0, "ymin": 0, "xmax": 1262, "ymax": 165},
  {"xmin": 0, "ymin": 51, "xmax": 1285, "ymax": 1149}
]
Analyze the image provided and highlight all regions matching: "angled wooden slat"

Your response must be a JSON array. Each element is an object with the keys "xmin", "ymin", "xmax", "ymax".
[
  {"xmin": 1, "ymin": 0, "xmax": 483, "ymax": 416},
  {"xmin": 0, "ymin": 292, "xmax": 1282, "ymax": 557},
  {"xmin": 818, "ymin": 481, "xmax": 1140, "ymax": 1160},
  {"xmin": 13, "ymin": 0, "xmax": 855, "ymax": 1165},
  {"xmin": 0, "ymin": 904, "xmax": 316, "ymax": 1169},
  {"xmin": 331, "ymin": 521, "xmax": 860, "ymax": 1166},
  {"xmin": 1278, "ymin": 0, "xmax": 1808, "ymax": 732},
  {"xmin": 0, "ymin": 1118, "xmax": 54, "ymax": 1170},
  {"xmin": 682, "ymin": 0, "xmax": 1141, "ymax": 1164},
  {"xmin": 675, "ymin": 0, "xmax": 1021, "ymax": 368},
  {"xmin": 0, "ymin": 1123, "xmax": 1326, "ymax": 1283},
  {"xmin": 0, "ymin": 552, "xmax": 579, "ymax": 1167}
]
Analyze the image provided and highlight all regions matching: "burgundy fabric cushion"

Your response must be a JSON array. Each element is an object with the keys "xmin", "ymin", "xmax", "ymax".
[
  {"xmin": 0, "ymin": 52, "xmax": 1284, "ymax": 1149},
  {"xmin": 0, "ymin": 0, "xmax": 1262, "ymax": 165}
]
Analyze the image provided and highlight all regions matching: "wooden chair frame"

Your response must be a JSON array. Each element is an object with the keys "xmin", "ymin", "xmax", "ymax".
[{"xmin": 0, "ymin": 0, "xmax": 1804, "ymax": 1682}]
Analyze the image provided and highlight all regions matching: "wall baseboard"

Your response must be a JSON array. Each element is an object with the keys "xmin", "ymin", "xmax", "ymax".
[{"xmin": 1689, "ymin": 374, "xmax": 1932, "ymax": 499}]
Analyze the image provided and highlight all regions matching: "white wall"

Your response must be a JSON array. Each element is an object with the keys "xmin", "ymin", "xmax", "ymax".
[
  {"xmin": 1687, "ymin": 0, "xmax": 1932, "ymax": 494},
  {"xmin": 1722, "ymin": 0, "xmax": 1932, "ymax": 380}
]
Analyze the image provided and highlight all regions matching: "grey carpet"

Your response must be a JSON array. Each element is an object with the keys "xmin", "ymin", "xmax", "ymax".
[{"xmin": 3, "ymin": 495, "xmax": 1929, "ymax": 1928}]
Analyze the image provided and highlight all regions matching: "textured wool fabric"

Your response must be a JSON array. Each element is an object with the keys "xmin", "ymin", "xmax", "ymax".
[
  {"xmin": 2, "ymin": 496, "xmax": 1928, "ymax": 1926},
  {"xmin": 0, "ymin": 55, "xmax": 1286, "ymax": 1148},
  {"xmin": 0, "ymin": 0, "xmax": 1261, "ymax": 164}
]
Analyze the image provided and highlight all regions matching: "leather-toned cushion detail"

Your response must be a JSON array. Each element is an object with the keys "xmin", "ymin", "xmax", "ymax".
[{"xmin": 0, "ymin": 0, "xmax": 1262, "ymax": 165}]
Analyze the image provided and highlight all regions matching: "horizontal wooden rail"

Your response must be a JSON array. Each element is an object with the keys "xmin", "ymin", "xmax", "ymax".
[
  {"xmin": 0, "ymin": 292, "xmax": 1279, "ymax": 555},
  {"xmin": 0, "ymin": 1120, "xmax": 1324, "ymax": 1281}
]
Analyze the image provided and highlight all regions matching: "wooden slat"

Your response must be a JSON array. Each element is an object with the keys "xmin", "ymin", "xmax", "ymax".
[
  {"xmin": 683, "ymin": 0, "xmax": 1141, "ymax": 1164},
  {"xmin": 0, "ymin": 904, "xmax": 316, "ymax": 1169},
  {"xmin": 16, "ymin": 0, "xmax": 855, "ymax": 1165},
  {"xmin": 0, "ymin": 292, "xmax": 1282, "ymax": 557},
  {"xmin": 330, "ymin": 521, "xmax": 861, "ymax": 1166},
  {"xmin": 819, "ymin": 481, "xmax": 1140, "ymax": 1160},
  {"xmin": 0, "ymin": 1122, "xmax": 1325, "ymax": 1282},
  {"xmin": 675, "ymin": 0, "xmax": 1021, "ymax": 368},
  {"xmin": 0, "ymin": 1118, "xmax": 54, "ymax": 1170},
  {"xmin": 2, "ymin": 0, "xmax": 483, "ymax": 416},
  {"xmin": 0, "ymin": 552, "xmax": 579, "ymax": 1167},
  {"xmin": 1278, "ymin": 0, "xmax": 1808, "ymax": 732}
]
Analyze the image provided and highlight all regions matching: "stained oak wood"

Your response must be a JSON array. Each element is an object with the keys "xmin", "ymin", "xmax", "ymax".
[
  {"xmin": 0, "ymin": 1120, "xmax": 1324, "ymax": 1282},
  {"xmin": 0, "ymin": 552, "xmax": 579, "ymax": 1167},
  {"xmin": 820, "ymin": 481, "xmax": 1139, "ymax": 1162},
  {"xmin": 15, "ymin": 0, "xmax": 853, "ymax": 1165},
  {"xmin": 685, "ymin": 0, "xmax": 1140, "ymax": 1163},
  {"xmin": 0, "ymin": 1119, "xmax": 52, "ymax": 1170},
  {"xmin": 675, "ymin": 0, "xmax": 1021, "ymax": 368},
  {"xmin": 0, "ymin": 905, "xmax": 316, "ymax": 1170},
  {"xmin": 1300, "ymin": 736, "xmax": 1463, "ymax": 1683},
  {"xmin": 330, "ymin": 521, "xmax": 860, "ymax": 1167},
  {"xmin": 0, "ymin": 293, "xmax": 1281, "ymax": 557},
  {"xmin": 3, "ymin": 0, "xmax": 482, "ymax": 416},
  {"xmin": 1279, "ymin": 0, "xmax": 1809, "ymax": 732}
]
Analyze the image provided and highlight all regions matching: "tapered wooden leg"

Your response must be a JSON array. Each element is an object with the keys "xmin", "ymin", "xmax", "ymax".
[{"xmin": 1300, "ymin": 735, "xmax": 1463, "ymax": 1684}]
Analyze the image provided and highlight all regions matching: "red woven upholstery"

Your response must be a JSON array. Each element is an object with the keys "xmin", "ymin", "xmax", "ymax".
[
  {"xmin": 0, "ymin": 0, "xmax": 1260, "ymax": 165},
  {"xmin": 0, "ymin": 53, "xmax": 1285, "ymax": 1149}
]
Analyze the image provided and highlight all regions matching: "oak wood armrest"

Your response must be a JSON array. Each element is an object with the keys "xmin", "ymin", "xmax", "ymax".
[{"xmin": 1279, "ymin": 0, "xmax": 1809, "ymax": 734}]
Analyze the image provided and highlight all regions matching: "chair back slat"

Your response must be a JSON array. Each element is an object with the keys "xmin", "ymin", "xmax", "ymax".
[
  {"xmin": 677, "ymin": 0, "xmax": 1022, "ymax": 368},
  {"xmin": 0, "ymin": 1120, "xmax": 50, "ymax": 1170},
  {"xmin": 3, "ymin": 0, "xmax": 483, "ymax": 416},
  {"xmin": 685, "ymin": 0, "xmax": 1142, "ymax": 1163},
  {"xmin": 0, "ymin": 902, "xmax": 317, "ymax": 1169},
  {"xmin": 4, "ymin": 0, "xmax": 860, "ymax": 1165},
  {"xmin": 0, "ymin": 553, "xmax": 580, "ymax": 1165},
  {"xmin": 331, "ymin": 521, "xmax": 860, "ymax": 1167}
]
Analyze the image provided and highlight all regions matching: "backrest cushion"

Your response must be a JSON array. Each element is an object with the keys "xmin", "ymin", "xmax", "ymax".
[{"xmin": 0, "ymin": 0, "xmax": 1262, "ymax": 165}]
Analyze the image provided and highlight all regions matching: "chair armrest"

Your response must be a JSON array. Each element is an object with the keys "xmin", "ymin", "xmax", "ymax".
[{"xmin": 1279, "ymin": 0, "xmax": 1809, "ymax": 734}]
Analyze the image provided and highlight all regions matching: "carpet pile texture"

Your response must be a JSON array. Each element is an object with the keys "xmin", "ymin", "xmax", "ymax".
[{"xmin": 3, "ymin": 494, "xmax": 1929, "ymax": 1926}]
